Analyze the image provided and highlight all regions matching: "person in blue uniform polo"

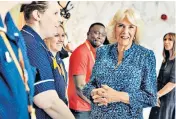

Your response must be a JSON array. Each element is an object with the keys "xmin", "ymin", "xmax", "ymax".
[
  {"xmin": 44, "ymin": 25, "xmax": 69, "ymax": 105},
  {"xmin": 21, "ymin": 1, "xmax": 75, "ymax": 119},
  {"xmin": 0, "ymin": 3, "xmax": 36, "ymax": 119}
]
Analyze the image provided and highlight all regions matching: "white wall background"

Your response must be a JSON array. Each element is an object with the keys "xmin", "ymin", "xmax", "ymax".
[{"xmin": 63, "ymin": 1, "xmax": 176, "ymax": 119}]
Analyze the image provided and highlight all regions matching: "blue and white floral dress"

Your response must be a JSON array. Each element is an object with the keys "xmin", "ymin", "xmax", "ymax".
[{"xmin": 83, "ymin": 43, "xmax": 157, "ymax": 119}]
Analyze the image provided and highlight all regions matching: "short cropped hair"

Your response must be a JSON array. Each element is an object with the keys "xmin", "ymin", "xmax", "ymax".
[{"xmin": 87, "ymin": 22, "xmax": 105, "ymax": 34}]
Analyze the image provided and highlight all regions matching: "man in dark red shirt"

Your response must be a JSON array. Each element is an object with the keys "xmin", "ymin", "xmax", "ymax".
[{"xmin": 68, "ymin": 22, "xmax": 107, "ymax": 119}]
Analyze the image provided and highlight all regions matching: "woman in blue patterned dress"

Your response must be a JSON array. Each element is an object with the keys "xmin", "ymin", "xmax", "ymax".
[{"xmin": 82, "ymin": 8, "xmax": 157, "ymax": 119}]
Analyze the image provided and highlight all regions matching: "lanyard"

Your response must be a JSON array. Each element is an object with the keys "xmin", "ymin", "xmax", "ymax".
[
  {"xmin": 40, "ymin": 42, "xmax": 66, "ymax": 81},
  {"xmin": 52, "ymin": 57, "xmax": 66, "ymax": 82},
  {"xmin": 0, "ymin": 31, "xmax": 36, "ymax": 119},
  {"xmin": 85, "ymin": 41, "xmax": 95, "ymax": 63},
  {"xmin": 0, "ymin": 32, "xmax": 26, "ymax": 84}
]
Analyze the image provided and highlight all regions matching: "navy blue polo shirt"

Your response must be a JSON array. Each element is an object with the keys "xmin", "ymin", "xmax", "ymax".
[
  {"xmin": 0, "ymin": 12, "xmax": 35, "ymax": 119},
  {"xmin": 21, "ymin": 25, "xmax": 56, "ymax": 119},
  {"xmin": 51, "ymin": 52, "xmax": 68, "ymax": 105}
]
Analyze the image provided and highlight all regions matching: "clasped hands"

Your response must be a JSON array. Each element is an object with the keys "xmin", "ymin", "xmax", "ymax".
[{"xmin": 91, "ymin": 85, "xmax": 121, "ymax": 106}]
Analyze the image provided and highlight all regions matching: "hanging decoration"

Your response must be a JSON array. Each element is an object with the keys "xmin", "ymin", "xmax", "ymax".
[
  {"xmin": 161, "ymin": 14, "xmax": 167, "ymax": 21},
  {"xmin": 58, "ymin": 1, "xmax": 74, "ymax": 20}
]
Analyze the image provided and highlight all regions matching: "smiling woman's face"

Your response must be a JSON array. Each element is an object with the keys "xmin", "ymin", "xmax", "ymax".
[
  {"xmin": 115, "ymin": 17, "xmax": 137, "ymax": 48},
  {"xmin": 164, "ymin": 34, "xmax": 174, "ymax": 51},
  {"xmin": 49, "ymin": 26, "xmax": 66, "ymax": 52}
]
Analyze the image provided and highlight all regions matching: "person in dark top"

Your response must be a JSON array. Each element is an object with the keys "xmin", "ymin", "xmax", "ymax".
[
  {"xmin": 58, "ymin": 29, "xmax": 74, "ymax": 59},
  {"xmin": 149, "ymin": 32, "xmax": 176, "ymax": 119},
  {"xmin": 44, "ymin": 25, "xmax": 69, "ymax": 105},
  {"xmin": 103, "ymin": 37, "xmax": 110, "ymax": 45},
  {"xmin": 21, "ymin": 1, "xmax": 75, "ymax": 119},
  {"xmin": 59, "ymin": 48, "xmax": 69, "ymax": 59}
]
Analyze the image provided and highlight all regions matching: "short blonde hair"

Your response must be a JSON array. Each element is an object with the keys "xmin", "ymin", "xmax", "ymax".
[{"xmin": 107, "ymin": 8, "xmax": 144, "ymax": 44}]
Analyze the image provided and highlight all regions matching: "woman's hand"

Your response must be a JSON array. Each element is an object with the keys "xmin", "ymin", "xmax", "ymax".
[
  {"xmin": 101, "ymin": 85, "xmax": 121, "ymax": 103},
  {"xmin": 156, "ymin": 93, "xmax": 161, "ymax": 107},
  {"xmin": 91, "ymin": 88, "xmax": 108, "ymax": 106},
  {"xmin": 156, "ymin": 98, "xmax": 161, "ymax": 107},
  {"xmin": 90, "ymin": 85, "xmax": 122, "ymax": 106},
  {"xmin": 64, "ymin": 42, "xmax": 74, "ymax": 53}
]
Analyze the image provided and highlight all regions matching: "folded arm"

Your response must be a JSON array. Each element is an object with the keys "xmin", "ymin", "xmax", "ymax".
[
  {"xmin": 34, "ymin": 90, "xmax": 75, "ymax": 119},
  {"xmin": 158, "ymin": 63, "xmax": 176, "ymax": 98}
]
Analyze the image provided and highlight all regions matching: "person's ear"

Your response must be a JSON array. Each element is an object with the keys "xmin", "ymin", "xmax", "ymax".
[
  {"xmin": 32, "ymin": 10, "xmax": 41, "ymax": 21},
  {"xmin": 87, "ymin": 32, "xmax": 89, "ymax": 35},
  {"xmin": 114, "ymin": 27, "xmax": 117, "ymax": 39},
  {"xmin": 133, "ymin": 36, "xmax": 136, "ymax": 40},
  {"xmin": 133, "ymin": 30, "xmax": 137, "ymax": 40}
]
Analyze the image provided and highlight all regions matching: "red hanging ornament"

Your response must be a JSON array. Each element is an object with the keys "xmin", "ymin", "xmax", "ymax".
[{"xmin": 161, "ymin": 14, "xmax": 167, "ymax": 21}]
